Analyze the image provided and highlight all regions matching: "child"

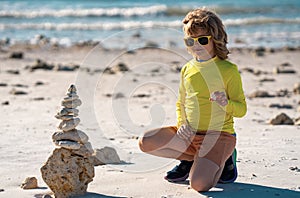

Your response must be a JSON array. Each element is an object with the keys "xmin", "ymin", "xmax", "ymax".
[{"xmin": 139, "ymin": 7, "xmax": 247, "ymax": 192}]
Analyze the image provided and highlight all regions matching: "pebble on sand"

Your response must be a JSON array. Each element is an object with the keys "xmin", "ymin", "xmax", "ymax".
[
  {"xmin": 294, "ymin": 117, "xmax": 300, "ymax": 126},
  {"xmin": 293, "ymin": 83, "xmax": 300, "ymax": 94},
  {"xmin": 1, "ymin": 101, "xmax": 9, "ymax": 105},
  {"xmin": 9, "ymin": 51, "xmax": 23, "ymax": 59},
  {"xmin": 289, "ymin": 167, "xmax": 300, "ymax": 172},
  {"xmin": 269, "ymin": 104, "xmax": 293, "ymax": 109},
  {"xmin": 240, "ymin": 67, "xmax": 269, "ymax": 76},
  {"xmin": 273, "ymin": 67, "xmax": 296, "ymax": 74},
  {"xmin": 249, "ymin": 90, "xmax": 274, "ymax": 98},
  {"xmin": 21, "ymin": 177, "xmax": 38, "ymax": 189},
  {"xmin": 35, "ymin": 81, "xmax": 45, "ymax": 86},
  {"xmin": 269, "ymin": 113, "xmax": 294, "ymax": 125},
  {"xmin": 26, "ymin": 59, "xmax": 54, "ymax": 72},
  {"xmin": 33, "ymin": 97, "xmax": 45, "ymax": 101},
  {"xmin": 54, "ymin": 63, "xmax": 80, "ymax": 71},
  {"xmin": 92, "ymin": 147, "xmax": 121, "ymax": 166},
  {"xmin": 9, "ymin": 89, "xmax": 28, "ymax": 95},
  {"xmin": 253, "ymin": 47, "xmax": 266, "ymax": 57},
  {"xmin": 6, "ymin": 70, "xmax": 20, "ymax": 75},
  {"xmin": 0, "ymin": 83, "xmax": 8, "ymax": 87},
  {"xmin": 259, "ymin": 78, "xmax": 275, "ymax": 83},
  {"xmin": 111, "ymin": 62, "xmax": 129, "ymax": 72},
  {"xmin": 26, "ymin": 59, "xmax": 79, "ymax": 72},
  {"xmin": 12, "ymin": 84, "xmax": 28, "ymax": 88}
]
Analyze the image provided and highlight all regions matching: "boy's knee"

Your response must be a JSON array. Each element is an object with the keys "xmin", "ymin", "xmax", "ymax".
[
  {"xmin": 138, "ymin": 136, "xmax": 146, "ymax": 152},
  {"xmin": 138, "ymin": 136, "xmax": 150, "ymax": 153},
  {"xmin": 190, "ymin": 178, "xmax": 213, "ymax": 192}
]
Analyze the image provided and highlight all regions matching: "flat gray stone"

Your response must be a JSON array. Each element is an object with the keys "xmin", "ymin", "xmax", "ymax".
[
  {"xmin": 63, "ymin": 95, "xmax": 79, "ymax": 102},
  {"xmin": 56, "ymin": 108, "xmax": 79, "ymax": 117},
  {"xmin": 54, "ymin": 140, "xmax": 81, "ymax": 150},
  {"xmin": 52, "ymin": 130, "xmax": 89, "ymax": 144},
  {"xmin": 61, "ymin": 99, "xmax": 82, "ymax": 108},
  {"xmin": 72, "ymin": 142, "xmax": 94, "ymax": 157},
  {"xmin": 58, "ymin": 118, "xmax": 80, "ymax": 131}
]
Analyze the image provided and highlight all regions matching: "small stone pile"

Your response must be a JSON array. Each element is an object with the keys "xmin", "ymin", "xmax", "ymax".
[{"xmin": 41, "ymin": 85, "xmax": 95, "ymax": 198}]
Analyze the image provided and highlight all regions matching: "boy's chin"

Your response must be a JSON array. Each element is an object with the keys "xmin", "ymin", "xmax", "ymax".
[{"xmin": 191, "ymin": 52, "xmax": 209, "ymax": 60}]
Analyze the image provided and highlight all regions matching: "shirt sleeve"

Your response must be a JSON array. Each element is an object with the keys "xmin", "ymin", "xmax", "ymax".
[
  {"xmin": 221, "ymin": 65, "xmax": 247, "ymax": 118},
  {"xmin": 176, "ymin": 66, "xmax": 187, "ymax": 127}
]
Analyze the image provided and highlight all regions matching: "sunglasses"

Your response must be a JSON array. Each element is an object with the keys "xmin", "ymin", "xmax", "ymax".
[{"xmin": 184, "ymin": 36, "xmax": 212, "ymax": 47}]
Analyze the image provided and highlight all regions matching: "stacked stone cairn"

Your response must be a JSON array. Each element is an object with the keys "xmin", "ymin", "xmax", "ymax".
[{"xmin": 41, "ymin": 85, "xmax": 95, "ymax": 198}]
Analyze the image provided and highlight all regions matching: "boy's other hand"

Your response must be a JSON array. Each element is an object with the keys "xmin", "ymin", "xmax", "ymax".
[
  {"xmin": 210, "ymin": 91, "xmax": 228, "ymax": 106},
  {"xmin": 177, "ymin": 124, "xmax": 194, "ymax": 140}
]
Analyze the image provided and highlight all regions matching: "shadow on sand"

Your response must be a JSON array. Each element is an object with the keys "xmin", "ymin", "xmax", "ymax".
[
  {"xmin": 202, "ymin": 182, "xmax": 300, "ymax": 198},
  {"xmin": 72, "ymin": 192, "xmax": 127, "ymax": 198},
  {"xmin": 35, "ymin": 192, "xmax": 127, "ymax": 198}
]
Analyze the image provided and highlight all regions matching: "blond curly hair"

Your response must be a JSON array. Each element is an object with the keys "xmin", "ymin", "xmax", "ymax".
[{"xmin": 182, "ymin": 8, "xmax": 229, "ymax": 60}]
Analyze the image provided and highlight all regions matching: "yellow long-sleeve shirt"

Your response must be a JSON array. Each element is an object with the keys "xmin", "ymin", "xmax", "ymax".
[{"xmin": 176, "ymin": 56, "xmax": 247, "ymax": 134}]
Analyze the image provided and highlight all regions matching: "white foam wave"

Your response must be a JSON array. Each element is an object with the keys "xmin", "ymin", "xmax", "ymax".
[
  {"xmin": 0, "ymin": 21, "xmax": 182, "ymax": 30},
  {"xmin": 0, "ymin": 5, "xmax": 167, "ymax": 18},
  {"xmin": 0, "ymin": 17, "xmax": 299, "ymax": 31},
  {"xmin": 224, "ymin": 17, "xmax": 300, "ymax": 26}
]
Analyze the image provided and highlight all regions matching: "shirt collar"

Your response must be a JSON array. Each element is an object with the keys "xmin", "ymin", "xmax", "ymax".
[{"xmin": 192, "ymin": 56, "xmax": 220, "ymax": 67}]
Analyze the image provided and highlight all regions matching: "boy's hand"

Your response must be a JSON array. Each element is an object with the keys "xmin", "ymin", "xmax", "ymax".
[
  {"xmin": 210, "ymin": 91, "xmax": 228, "ymax": 106},
  {"xmin": 177, "ymin": 124, "xmax": 194, "ymax": 140}
]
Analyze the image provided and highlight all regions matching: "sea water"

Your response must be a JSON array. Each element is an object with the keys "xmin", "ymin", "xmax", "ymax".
[{"xmin": 0, "ymin": 0, "xmax": 299, "ymax": 48}]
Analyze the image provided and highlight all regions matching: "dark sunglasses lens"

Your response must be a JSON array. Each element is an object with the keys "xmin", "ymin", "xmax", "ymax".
[
  {"xmin": 198, "ymin": 37, "xmax": 209, "ymax": 45},
  {"xmin": 185, "ymin": 38, "xmax": 194, "ymax": 46}
]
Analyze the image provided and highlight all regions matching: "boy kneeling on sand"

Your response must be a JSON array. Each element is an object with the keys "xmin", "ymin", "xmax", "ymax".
[{"xmin": 139, "ymin": 7, "xmax": 247, "ymax": 192}]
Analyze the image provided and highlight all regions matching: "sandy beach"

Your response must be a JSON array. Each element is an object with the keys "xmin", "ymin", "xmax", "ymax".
[{"xmin": 0, "ymin": 42, "xmax": 300, "ymax": 198}]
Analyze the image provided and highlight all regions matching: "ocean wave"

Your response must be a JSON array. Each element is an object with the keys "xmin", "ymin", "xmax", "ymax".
[
  {"xmin": 164, "ymin": 6, "xmax": 274, "ymax": 16},
  {"xmin": 0, "ymin": 21, "xmax": 182, "ymax": 30},
  {"xmin": 0, "ymin": 17, "xmax": 299, "ymax": 31},
  {"xmin": 2, "ymin": 5, "xmax": 297, "ymax": 19},
  {"xmin": 0, "ymin": 5, "xmax": 167, "ymax": 18},
  {"xmin": 224, "ymin": 17, "xmax": 300, "ymax": 26},
  {"xmin": 213, "ymin": 6, "xmax": 275, "ymax": 15}
]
